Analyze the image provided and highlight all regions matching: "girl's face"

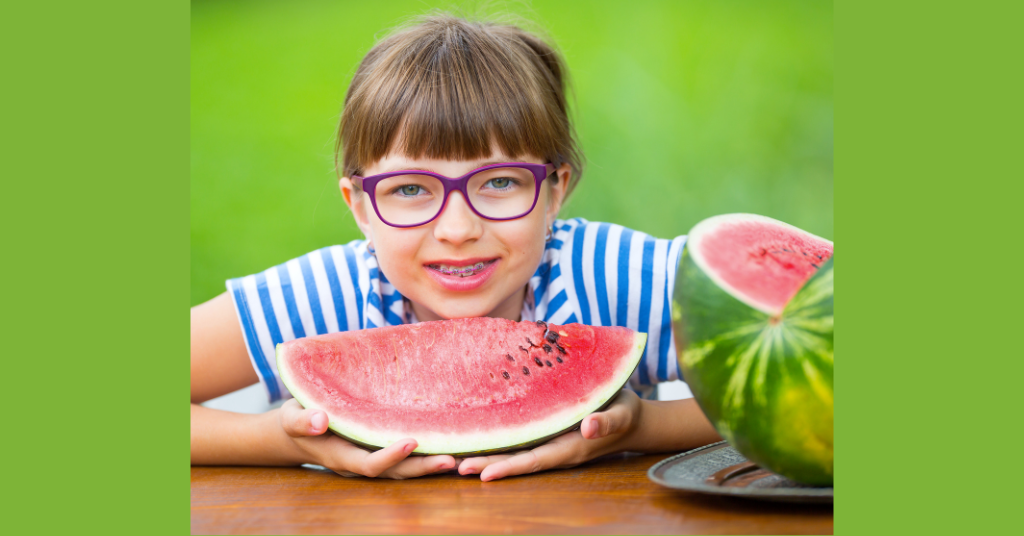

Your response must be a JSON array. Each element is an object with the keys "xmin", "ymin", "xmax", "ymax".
[{"xmin": 340, "ymin": 150, "xmax": 571, "ymax": 322}]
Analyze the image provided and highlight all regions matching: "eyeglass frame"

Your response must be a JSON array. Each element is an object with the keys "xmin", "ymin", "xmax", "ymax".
[{"xmin": 351, "ymin": 162, "xmax": 558, "ymax": 228}]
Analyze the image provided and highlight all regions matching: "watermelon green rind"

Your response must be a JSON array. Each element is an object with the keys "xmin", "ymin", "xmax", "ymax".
[
  {"xmin": 276, "ymin": 327, "xmax": 646, "ymax": 457},
  {"xmin": 674, "ymin": 240, "xmax": 833, "ymax": 486}
]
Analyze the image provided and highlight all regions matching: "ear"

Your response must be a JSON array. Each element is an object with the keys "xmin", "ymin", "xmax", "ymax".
[
  {"xmin": 544, "ymin": 163, "xmax": 572, "ymax": 227},
  {"xmin": 340, "ymin": 177, "xmax": 373, "ymax": 239}
]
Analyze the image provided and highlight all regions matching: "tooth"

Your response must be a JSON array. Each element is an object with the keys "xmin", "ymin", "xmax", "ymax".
[{"xmin": 433, "ymin": 261, "xmax": 490, "ymax": 276}]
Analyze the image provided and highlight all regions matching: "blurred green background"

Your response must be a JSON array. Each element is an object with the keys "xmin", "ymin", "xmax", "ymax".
[{"xmin": 191, "ymin": 0, "xmax": 832, "ymax": 306}]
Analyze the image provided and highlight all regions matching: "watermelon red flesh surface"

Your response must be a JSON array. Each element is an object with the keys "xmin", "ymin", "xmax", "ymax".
[
  {"xmin": 687, "ymin": 214, "xmax": 833, "ymax": 315},
  {"xmin": 277, "ymin": 318, "xmax": 646, "ymax": 455}
]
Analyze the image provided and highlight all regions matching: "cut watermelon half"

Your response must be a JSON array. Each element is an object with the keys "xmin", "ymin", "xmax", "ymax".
[
  {"xmin": 674, "ymin": 213, "xmax": 834, "ymax": 485},
  {"xmin": 277, "ymin": 318, "xmax": 646, "ymax": 456}
]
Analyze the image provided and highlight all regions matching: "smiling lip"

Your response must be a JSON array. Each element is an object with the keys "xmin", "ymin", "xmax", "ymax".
[{"xmin": 423, "ymin": 258, "xmax": 499, "ymax": 291}]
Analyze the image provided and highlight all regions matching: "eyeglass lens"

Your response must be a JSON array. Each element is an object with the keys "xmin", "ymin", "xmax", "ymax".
[{"xmin": 373, "ymin": 167, "xmax": 538, "ymax": 226}]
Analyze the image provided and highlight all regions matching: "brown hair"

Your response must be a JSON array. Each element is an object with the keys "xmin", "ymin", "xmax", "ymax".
[{"xmin": 337, "ymin": 14, "xmax": 583, "ymax": 196}]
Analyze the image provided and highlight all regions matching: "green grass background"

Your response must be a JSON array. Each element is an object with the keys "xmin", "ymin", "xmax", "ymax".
[{"xmin": 191, "ymin": 0, "xmax": 832, "ymax": 306}]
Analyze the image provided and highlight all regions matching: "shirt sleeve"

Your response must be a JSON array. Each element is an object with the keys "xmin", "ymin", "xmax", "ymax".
[
  {"xmin": 538, "ymin": 220, "xmax": 689, "ymax": 392},
  {"xmin": 226, "ymin": 242, "xmax": 370, "ymax": 402},
  {"xmin": 621, "ymin": 229, "xmax": 689, "ymax": 397},
  {"xmin": 623, "ymin": 231, "xmax": 688, "ymax": 390}
]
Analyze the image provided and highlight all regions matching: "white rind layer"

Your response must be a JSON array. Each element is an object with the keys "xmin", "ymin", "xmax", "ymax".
[
  {"xmin": 278, "ymin": 332, "xmax": 647, "ymax": 455},
  {"xmin": 686, "ymin": 213, "xmax": 833, "ymax": 316}
]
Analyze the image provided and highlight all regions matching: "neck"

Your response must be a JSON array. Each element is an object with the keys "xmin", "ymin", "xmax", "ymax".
[{"xmin": 410, "ymin": 285, "xmax": 527, "ymax": 323}]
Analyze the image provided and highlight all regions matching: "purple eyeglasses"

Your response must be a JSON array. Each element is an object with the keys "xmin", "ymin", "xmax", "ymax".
[{"xmin": 351, "ymin": 162, "xmax": 556, "ymax": 228}]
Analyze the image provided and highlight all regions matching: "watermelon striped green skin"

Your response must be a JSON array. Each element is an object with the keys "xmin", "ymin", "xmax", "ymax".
[{"xmin": 673, "ymin": 215, "xmax": 833, "ymax": 485}]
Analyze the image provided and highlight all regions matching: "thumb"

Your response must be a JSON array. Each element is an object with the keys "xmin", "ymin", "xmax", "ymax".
[
  {"xmin": 581, "ymin": 406, "xmax": 630, "ymax": 440},
  {"xmin": 280, "ymin": 398, "xmax": 330, "ymax": 437},
  {"xmin": 581, "ymin": 414, "xmax": 611, "ymax": 440}
]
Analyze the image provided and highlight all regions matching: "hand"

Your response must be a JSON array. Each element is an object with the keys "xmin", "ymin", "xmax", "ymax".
[
  {"xmin": 279, "ymin": 399, "xmax": 457, "ymax": 479},
  {"xmin": 457, "ymin": 389, "xmax": 643, "ymax": 481}
]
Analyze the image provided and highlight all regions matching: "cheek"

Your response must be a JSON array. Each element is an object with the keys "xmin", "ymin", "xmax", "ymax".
[
  {"xmin": 503, "ymin": 218, "xmax": 548, "ymax": 261},
  {"xmin": 370, "ymin": 226, "xmax": 420, "ymax": 270}
]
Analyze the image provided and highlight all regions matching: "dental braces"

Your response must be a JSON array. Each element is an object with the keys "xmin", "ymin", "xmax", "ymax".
[{"xmin": 438, "ymin": 262, "xmax": 486, "ymax": 275}]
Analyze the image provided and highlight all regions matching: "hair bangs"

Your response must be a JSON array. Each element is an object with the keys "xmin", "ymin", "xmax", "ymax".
[{"xmin": 339, "ymin": 15, "xmax": 582, "ymax": 193}]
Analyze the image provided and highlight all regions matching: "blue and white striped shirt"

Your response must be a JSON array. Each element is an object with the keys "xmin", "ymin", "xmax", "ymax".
[{"xmin": 228, "ymin": 218, "xmax": 688, "ymax": 403}]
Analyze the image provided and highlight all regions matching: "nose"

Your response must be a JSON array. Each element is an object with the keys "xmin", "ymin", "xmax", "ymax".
[{"xmin": 432, "ymin": 191, "xmax": 483, "ymax": 245}]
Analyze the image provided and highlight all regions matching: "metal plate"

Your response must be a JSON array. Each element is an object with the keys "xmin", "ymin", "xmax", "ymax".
[{"xmin": 648, "ymin": 441, "xmax": 833, "ymax": 503}]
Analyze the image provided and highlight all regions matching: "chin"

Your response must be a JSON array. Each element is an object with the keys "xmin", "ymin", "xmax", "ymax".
[{"xmin": 424, "ymin": 299, "xmax": 498, "ymax": 320}]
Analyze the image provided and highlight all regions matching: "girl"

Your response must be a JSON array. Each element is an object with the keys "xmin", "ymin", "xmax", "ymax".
[{"xmin": 191, "ymin": 14, "xmax": 720, "ymax": 481}]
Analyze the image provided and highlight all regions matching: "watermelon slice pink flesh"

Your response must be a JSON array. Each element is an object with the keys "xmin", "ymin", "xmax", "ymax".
[
  {"xmin": 277, "ymin": 318, "xmax": 646, "ymax": 455},
  {"xmin": 686, "ymin": 214, "xmax": 834, "ymax": 315}
]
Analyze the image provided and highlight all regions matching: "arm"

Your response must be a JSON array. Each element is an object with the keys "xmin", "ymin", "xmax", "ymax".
[
  {"xmin": 617, "ymin": 397, "xmax": 721, "ymax": 454},
  {"xmin": 190, "ymin": 292, "xmax": 456, "ymax": 477},
  {"xmin": 458, "ymin": 390, "xmax": 721, "ymax": 481},
  {"xmin": 190, "ymin": 291, "xmax": 304, "ymax": 465}
]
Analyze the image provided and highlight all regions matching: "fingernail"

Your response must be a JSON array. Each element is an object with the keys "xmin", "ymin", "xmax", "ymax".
[
  {"xmin": 311, "ymin": 412, "xmax": 327, "ymax": 432},
  {"xmin": 404, "ymin": 442, "xmax": 416, "ymax": 454}
]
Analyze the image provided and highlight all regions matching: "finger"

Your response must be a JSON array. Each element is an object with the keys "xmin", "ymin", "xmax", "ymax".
[
  {"xmin": 280, "ymin": 399, "xmax": 330, "ymax": 437},
  {"xmin": 458, "ymin": 454, "xmax": 514, "ymax": 476},
  {"xmin": 320, "ymin": 436, "xmax": 456, "ymax": 479},
  {"xmin": 341, "ymin": 439, "xmax": 418, "ymax": 477},
  {"xmin": 582, "ymin": 398, "xmax": 635, "ymax": 440},
  {"xmin": 479, "ymin": 441, "xmax": 578, "ymax": 482},
  {"xmin": 430, "ymin": 458, "xmax": 459, "ymax": 474},
  {"xmin": 582, "ymin": 412, "xmax": 622, "ymax": 440},
  {"xmin": 322, "ymin": 438, "xmax": 414, "ymax": 477},
  {"xmin": 380, "ymin": 454, "xmax": 458, "ymax": 479}
]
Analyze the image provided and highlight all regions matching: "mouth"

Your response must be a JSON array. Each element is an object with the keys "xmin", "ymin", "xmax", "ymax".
[{"xmin": 425, "ymin": 259, "xmax": 498, "ymax": 278}]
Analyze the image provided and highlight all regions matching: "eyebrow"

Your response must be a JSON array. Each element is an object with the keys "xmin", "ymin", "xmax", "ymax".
[{"xmin": 379, "ymin": 160, "xmax": 513, "ymax": 175}]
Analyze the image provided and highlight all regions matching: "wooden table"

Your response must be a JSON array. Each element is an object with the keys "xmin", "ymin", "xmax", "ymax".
[{"xmin": 191, "ymin": 454, "xmax": 833, "ymax": 534}]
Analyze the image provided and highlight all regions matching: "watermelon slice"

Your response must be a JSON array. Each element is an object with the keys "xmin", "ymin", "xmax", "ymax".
[
  {"xmin": 277, "ymin": 318, "xmax": 646, "ymax": 456},
  {"xmin": 673, "ymin": 214, "xmax": 834, "ymax": 485}
]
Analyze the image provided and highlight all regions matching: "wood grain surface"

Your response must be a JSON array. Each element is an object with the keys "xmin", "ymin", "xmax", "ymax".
[{"xmin": 191, "ymin": 453, "xmax": 833, "ymax": 535}]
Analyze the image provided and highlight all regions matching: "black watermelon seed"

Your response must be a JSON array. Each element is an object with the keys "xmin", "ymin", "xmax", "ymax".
[
  {"xmin": 816, "ymin": 254, "xmax": 823, "ymax": 260},
  {"xmin": 545, "ymin": 360, "xmax": 553, "ymax": 367},
  {"xmin": 535, "ymin": 320, "xmax": 546, "ymax": 327},
  {"xmin": 502, "ymin": 371, "xmax": 510, "ymax": 379},
  {"xmin": 543, "ymin": 344, "xmax": 552, "ymax": 353},
  {"xmin": 545, "ymin": 331, "xmax": 559, "ymax": 343},
  {"xmin": 810, "ymin": 262, "xmax": 820, "ymax": 269},
  {"xmin": 802, "ymin": 251, "xmax": 808, "ymax": 256},
  {"xmin": 519, "ymin": 345, "xmax": 529, "ymax": 353},
  {"xmin": 556, "ymin": 356, "xmax": 563, "ymax": 363},
  {"xmin": 526, "ymin": 337, "xmax": 536, "ymax": 347},
  {"xmin": 506, "ymin": 354, "xmax": 515, "ymax": 362},
  {"xmin": 522, "ymin": 366, "xmax": 530, "ymax": 376},
  {"xmin": 556, "ymin": 344, "xmax": 567, "ymax": 354},
  {"xmin": 534, "ymin": 357, "xmax": 543, "ymax": 366}
]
